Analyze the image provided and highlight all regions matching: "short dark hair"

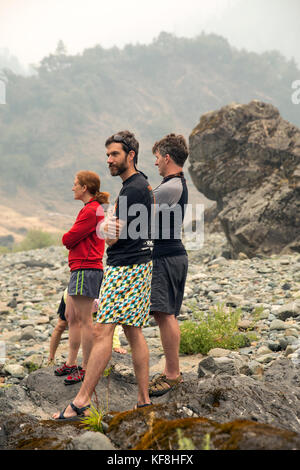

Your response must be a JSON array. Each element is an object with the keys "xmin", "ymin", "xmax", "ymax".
[
  {"xmin": 105, "ymin": 130, "xmax": 139, "ymax": 165},
  {"xmin": 152, "ymin": 133, "xmax": 188, "ymax": 167}
]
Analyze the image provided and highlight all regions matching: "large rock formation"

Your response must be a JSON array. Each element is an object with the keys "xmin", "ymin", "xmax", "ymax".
[{"xmin": 189, "ymin": 100, "xmax": 300, "ymax": 257}]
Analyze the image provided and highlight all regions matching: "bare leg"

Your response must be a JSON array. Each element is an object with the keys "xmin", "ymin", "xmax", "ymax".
[
  {"xmin": 122, "ymin": 325, "xmax": 151, "ymax": 406},
  {"xmin": 153, "ymin": 313, "xmax": 181, "ymax": 379},
  {"xmin": 48, "ymin": 318, "xmax": 67, "ymax": 362},
  {"xmin": 113, "ymin": 325, "xmax": 127, "ymax": 354},
  {"xmin": 69, "ymin": 295, "xmax": 95, "ymax": 369},
  {"xmin": 52, "ymin": 323, "xmax": 116, "ymax": 419},
  {"xmin": 65, "ymin": 295, "xmax": 81, "ymax": 366}
]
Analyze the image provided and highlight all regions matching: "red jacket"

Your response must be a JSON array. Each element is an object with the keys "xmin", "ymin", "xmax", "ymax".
[{"xmin": 62, "ymin": 199, "xmax": 105, "ymax": 271}]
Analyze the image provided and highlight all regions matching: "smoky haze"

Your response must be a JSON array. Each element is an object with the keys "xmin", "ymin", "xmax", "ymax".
[
  {"xmin": 1, "ymin": 1, "xmax": 300, "ymax": 72},
  {"xmin": 202, "ymin": 0, "xmax": 300, "ymax": 66}
]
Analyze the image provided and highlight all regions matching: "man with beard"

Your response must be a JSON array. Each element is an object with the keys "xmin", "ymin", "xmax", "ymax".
[{"xmin": 53, "ymin": 131, "xmax": 153, "ymax": 420}]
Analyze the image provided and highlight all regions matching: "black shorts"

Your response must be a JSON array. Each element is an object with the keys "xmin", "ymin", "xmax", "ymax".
[
  {"xmin": 57, "ymin": 296, "xmax": 67, "ymax": 322},
  {"xmin": 150, "ymin": 254, "xmax": 188, "ymax": 317},
  {"xmin": 68, "ymin": 269, "xmax": 103, "ymax": 299}
]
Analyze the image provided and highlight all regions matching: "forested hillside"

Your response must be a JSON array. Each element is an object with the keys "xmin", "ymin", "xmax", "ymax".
[
  {"xmin": 0, "ymin": 48, "xmax": 28, "ymax": 76},
  {"xmin": 0, "ymin": 32, "xmax": 299, "ymax": 213}
]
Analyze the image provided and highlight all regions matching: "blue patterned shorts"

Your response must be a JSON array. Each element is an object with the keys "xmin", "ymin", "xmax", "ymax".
[{"xmin": 96, "ymin": 261, "xmax": 152, "ymax": 328}]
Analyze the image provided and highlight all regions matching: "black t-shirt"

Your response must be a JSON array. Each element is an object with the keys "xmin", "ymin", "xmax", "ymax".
[{"xmin": 106, "ymin": 172, "xmax": 154, "ymax": 266}]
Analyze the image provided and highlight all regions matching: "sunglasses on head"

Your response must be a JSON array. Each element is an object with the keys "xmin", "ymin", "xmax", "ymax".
[
  {"xmin": 112, "ymin": 134, "xmax": 137, "ymax": 165},
  {"xmin": 112, "ymin": 135, "xmax": 132, "ymax": 152}
]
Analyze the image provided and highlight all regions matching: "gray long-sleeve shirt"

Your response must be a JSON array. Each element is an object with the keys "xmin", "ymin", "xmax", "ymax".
[{"xmin": 152, "ymin": 172, "xmax": 188, "ymax": 258}]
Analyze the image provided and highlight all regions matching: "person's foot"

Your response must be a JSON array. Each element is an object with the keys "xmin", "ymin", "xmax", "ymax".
[
  {"xmin": 52, "ymin": 402, "xmax": 90, "ymax": 420},
  {"xmin": 149, "ymin": 372, "xmax": 183, "ymax": 397},
  {"xmin": 113, "ymin": 347, "xmax": 127, "ymax": 354}
]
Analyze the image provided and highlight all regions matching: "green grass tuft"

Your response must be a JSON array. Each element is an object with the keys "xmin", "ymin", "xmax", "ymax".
[
  {"xmin": 80, "ymin": 405, "xmax": 105, "ymax": 433},
  {"xmin": 177, "ymin": 429, "xmax": 195, "ymax": 450}
]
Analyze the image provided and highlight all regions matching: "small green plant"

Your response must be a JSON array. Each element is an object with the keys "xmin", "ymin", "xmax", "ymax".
[
  {"xmin": 26, "ymin": 362, "xmax": 41, "ymax": 373},
  {"xmin": 81, "ymin": 367, "xmax": 114, "ymax": 433},
  {"xmin": 252, "ymin": 306, "xmax": 265, "ymax": 321},
  {"xmin": 241, "ymin": 306, "xmax": 263, "ymax": 339},
  {"xmin": 80, "ymin": 405, "xmax": 105, "ymax": 433},
  {"xmin": 103, "ymin": 366, "xmax": 113, "ymax": 377},
  {"xmin": 176, "ymin": 429, "xmax": 195, "ymax": 450},
  {"xmin": 180, "ymin": 303, "xmax": 251, "ymax": 355},
  {"xmin": 245, "ymin": 331, "xmax": 258, "ymax": 342},
  {"xmin": 202, "ymin": 433, "xmax": 211, "ymax": 450}
]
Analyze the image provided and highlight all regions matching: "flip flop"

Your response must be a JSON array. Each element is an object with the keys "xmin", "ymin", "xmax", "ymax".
[{"xmin": 134, "ymin": 402, "xmax": 153, "ymax": 409}]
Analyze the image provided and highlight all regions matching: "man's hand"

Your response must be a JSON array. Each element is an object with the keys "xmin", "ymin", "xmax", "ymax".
[
  {"xmin": 105, "ymin": 217, "xmax": 120, "ymax": 246},
  {"xmin": 98, "ymin": 216, "xmax": 125, "ymax": 246}
]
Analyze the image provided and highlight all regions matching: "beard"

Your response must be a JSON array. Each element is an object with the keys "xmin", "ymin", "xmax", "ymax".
[{"xmin": 108, "ymin": 159, "xmax": 128, "ymax": 176}]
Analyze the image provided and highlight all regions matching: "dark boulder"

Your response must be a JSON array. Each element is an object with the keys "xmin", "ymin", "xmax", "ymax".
[
  {"xmin": 153, "ymin": 359, "xmax": 300, "ymax": 435},
  {"xmin": 189, "ymin": 100, "xmax": 300, "ymax": 257}
]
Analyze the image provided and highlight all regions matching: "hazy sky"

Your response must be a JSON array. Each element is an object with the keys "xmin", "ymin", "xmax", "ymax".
[
  {"xmin": 0, "ymin": 0, "xmax": 237, "ymax": 65},
  {"xmin": 1, "ymin": 0, "xmax": 299, "ymax": 69}
]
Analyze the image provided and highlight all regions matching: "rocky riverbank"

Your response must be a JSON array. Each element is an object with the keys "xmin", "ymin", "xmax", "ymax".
[{"xmin": 0, "ymin": 231, "xmax": 300, "ymax": 450}]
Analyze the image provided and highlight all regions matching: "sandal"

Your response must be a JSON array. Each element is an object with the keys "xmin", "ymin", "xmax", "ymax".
[
  {"xmin": 149, "ymin": 373, "xmax": 166, "ymax": 386},
  {"xmin": 149, "ymin": 373, "xmax": 183, "ymax": 397},
  {"xmin": 134, "ymin": 402, "xmax": 153, "ymax": 409},
  {"xmin": 54, "ymin": 402, "xmax": 91, "ymax": 421}
]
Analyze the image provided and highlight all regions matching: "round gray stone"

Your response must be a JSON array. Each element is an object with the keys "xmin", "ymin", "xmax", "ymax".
[{"xmin": 70, "ymin": 431, "xmax": 115, "ymax": 450}]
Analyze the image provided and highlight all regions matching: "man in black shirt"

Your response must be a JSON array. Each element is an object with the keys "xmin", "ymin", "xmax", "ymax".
[
  {"xmin": 53, "ymin": 131, "xmax": 153, "ymax": 420},
  {"xmin": 149, "ymin": 134, "xmax": 189, "ymax": 398}
]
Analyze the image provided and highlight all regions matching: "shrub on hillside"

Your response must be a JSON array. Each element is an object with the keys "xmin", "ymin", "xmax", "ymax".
[{"xmin": 14, "ymin": 229, "xmax": 59, "ymax": 252}]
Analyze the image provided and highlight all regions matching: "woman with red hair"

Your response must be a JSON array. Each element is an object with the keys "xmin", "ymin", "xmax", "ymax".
[{"xmin": 55, "ymin": 170, "xmax": 109, "ymax": 384}]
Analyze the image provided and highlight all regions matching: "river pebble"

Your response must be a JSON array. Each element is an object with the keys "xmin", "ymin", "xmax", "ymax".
[{"xmin": 0, "ymin": 233, "xmax": 299, "ymax": 384}]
